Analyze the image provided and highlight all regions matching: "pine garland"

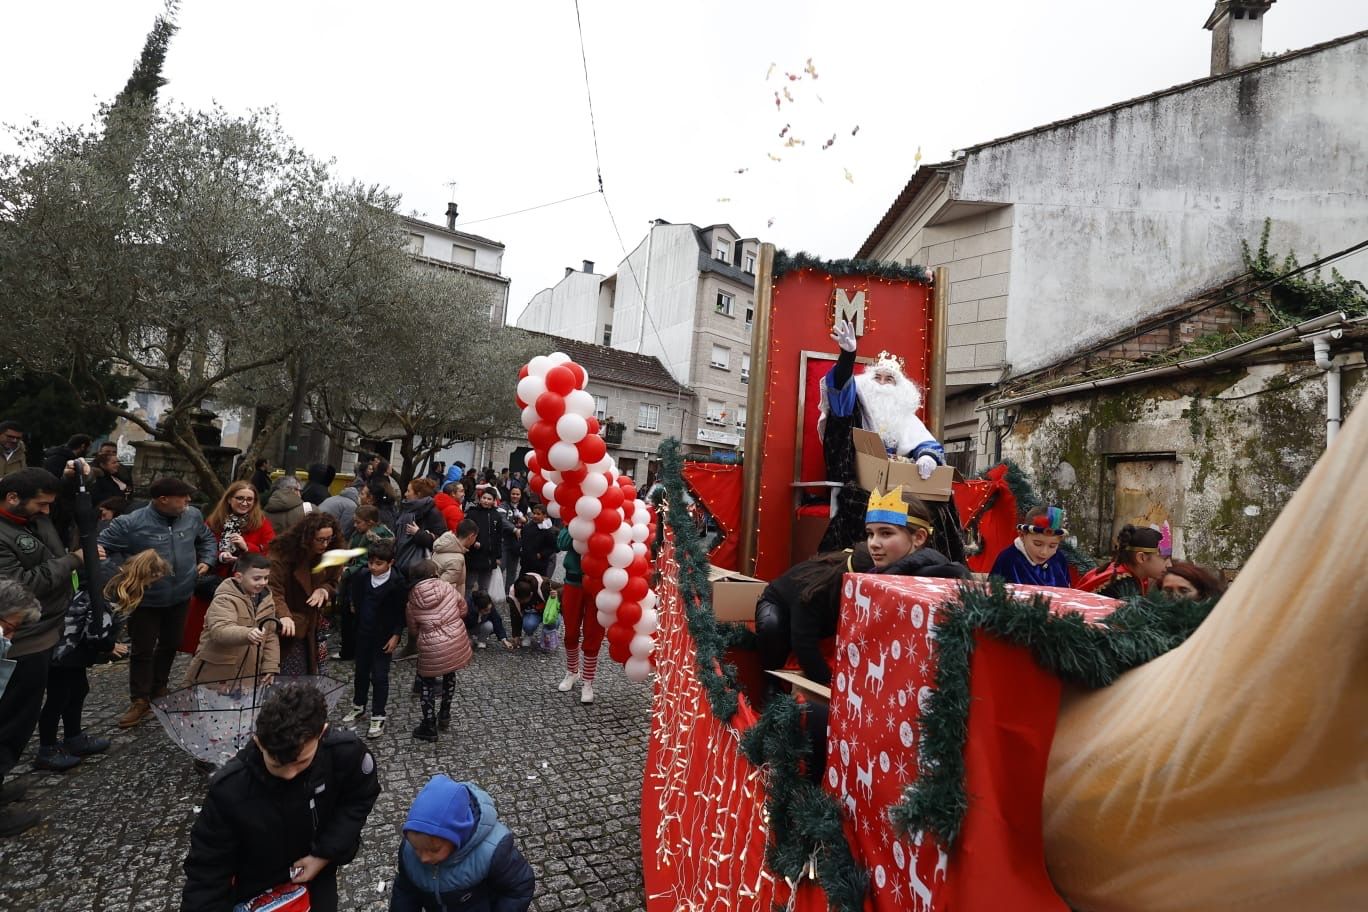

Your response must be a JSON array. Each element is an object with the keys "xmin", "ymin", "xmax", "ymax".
[
  {"xmin": 889, "ymin": 578, "xmax": 1214, "ymax": 845},
  {"xmin": 657, "ymin": 437, "xmax": 868, "ymax": 912},
  {"xmin": 773, "ymin": 249, "xmax": 933, "ymax": 284}
]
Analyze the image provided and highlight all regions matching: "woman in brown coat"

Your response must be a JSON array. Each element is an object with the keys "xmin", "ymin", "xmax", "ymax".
[
  {"xmin": 186, "ymin": 553, "xmax": 280, "ymax": 687},
  {"xmin": 268, "ymin": 512, "xmax": 343, "ymax": 676},
  {"xmin": 405, "ymin": 560, "xmax": 471, "ymax": 741}
]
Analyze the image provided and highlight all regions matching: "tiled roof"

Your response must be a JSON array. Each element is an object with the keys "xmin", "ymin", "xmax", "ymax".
[
  {"xmin": 517, "ymin": 330, "xmax": 692, "ymax": 398},
  {"xmin": 854, "ymin": 160, "xmax": 957, "ymax": 259},
  {"xmin": 400, "ymin": 214, "xmax": 505, "ymax": 250}
]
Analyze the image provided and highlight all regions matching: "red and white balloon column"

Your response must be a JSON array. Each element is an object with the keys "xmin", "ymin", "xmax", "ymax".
[{"xmin": 516, "ymin": 353, "xmax": 659, "ymax": 682}]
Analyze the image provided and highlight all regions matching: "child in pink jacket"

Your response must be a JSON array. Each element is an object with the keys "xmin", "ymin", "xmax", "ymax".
[{"xmin": 405, "ymin": 560, "xmax": 471, "ymax": 742}]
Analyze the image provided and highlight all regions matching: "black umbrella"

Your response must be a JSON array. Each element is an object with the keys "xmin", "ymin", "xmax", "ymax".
[{"xmin": 71, "ymin": 461, "xmax": 106, "ymax": 610}]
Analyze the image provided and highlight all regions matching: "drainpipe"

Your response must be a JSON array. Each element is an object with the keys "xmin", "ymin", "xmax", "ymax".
[{"xmin": 1309, "ymin": 328, "xmax": 1345, "ymax": 447}]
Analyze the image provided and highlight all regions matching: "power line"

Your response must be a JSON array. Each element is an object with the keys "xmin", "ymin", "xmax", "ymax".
[
  {"xmin": 453, "ymin": 189, "xmax": 600, "ymax": 228},
  {"xmin": 573, "ymin": 0, "xmax": 605, "ymax": 193}
]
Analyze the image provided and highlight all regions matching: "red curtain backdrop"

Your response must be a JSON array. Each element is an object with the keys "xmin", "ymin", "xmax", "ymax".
[{"xmin": 682, "ymin": 461, "xmax": 744, "ymax": 571}]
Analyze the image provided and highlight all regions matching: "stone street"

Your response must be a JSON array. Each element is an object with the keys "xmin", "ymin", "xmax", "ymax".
[{"xmin": 0, "ymin": 638, "xmax": 651, "ymax": 911}]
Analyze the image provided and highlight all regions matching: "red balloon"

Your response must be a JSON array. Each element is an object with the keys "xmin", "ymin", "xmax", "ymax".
[
  {"xmin": 529, "ymin": 478, "xmax": 546, "ymax": 498},
  {"xmin": 566, "ymin": 362, "xmax": 587, "ymax": 389},
  {"xmin": 617, "ymin": 600, "xmax": 642, "ymax": 626},
  {"xmin": 628, "ymin": 555, "xmax": 650, "ymax": 578},
  {"xmin": 577, "ymin": 434, "xmax": 607, "ymax": 465},
  {"xmin": 529, "ymin": 421, "xmax": 558, "ymax": 452},
  {"xmin": 518, "ymin": 364, "xmax": 530, "ymax": 380},
  {"xmin": 515, "ymin": 395, "xmax": 527, "ymax": 409},
  {"xmin": 617, "ymin": 475, "xmax": 633, "ymax": 488},
  {"xmin": 544, "ymin": 364, "xmax": 576, "ymax": 396},
  {"xmin": 602, "ymin": 486, "xmax": 625, "ymax": 511},
  {"xmin": 588, "ymin": 533, "xmax": 614, "ymax": 557},
  {"xmin": 525, "ymin": 453, "xmax": 540, "ymax": 474},
  {"xmin": 582, "ymin": 555, "xmax": 609, "ymax": 578},
  {"xmin": 623, "ymin": 576, "xmax": 648, "ymax": 603},
  {"xmin": 535, "ymin": 448, "xmax": 551, "ymax": 469},
  {"xmin": 561, "ymin": 467, "xmax": 587, "ymax": 485},
  {"xmin": 586, "ymin": 416, "xmax": 600, "ymax": 436},
  {"xmin": 608, "ymin": 642, "xmax": 631, "ymax": 664},
  {"xmin": 593, "ymin": 509, "xmax": 622, "ymax": 534},
  {"xmin": 535, "ymin": 392, "xmax": 566, "ymax": 423},
  {"xmin": 606, "ymin": 623, "xmax": 634, "ymax": 650},
  {"xmin": 621, "ymin": 484, "xmax": 637, "ymax": 502},
  {"xmin": 555, "ymin": 484, "xmax": 581, "ymax": 509}
]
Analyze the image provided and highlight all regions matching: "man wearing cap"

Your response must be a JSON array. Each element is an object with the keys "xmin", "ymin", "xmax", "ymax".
[{"xmin": 99, "ymin": 476, "xmax": 217, "ymax": 728}]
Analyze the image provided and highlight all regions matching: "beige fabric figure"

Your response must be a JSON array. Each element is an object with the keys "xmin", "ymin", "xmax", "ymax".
[{"xmin": 1043, "ymin": 401, "xmax": 1368, "ymax": 910}]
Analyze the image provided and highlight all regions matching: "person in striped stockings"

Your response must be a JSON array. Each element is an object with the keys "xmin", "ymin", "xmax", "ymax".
[{"xmin": 554, "ymin": 526, "xmax": 602, "ymax": 704}]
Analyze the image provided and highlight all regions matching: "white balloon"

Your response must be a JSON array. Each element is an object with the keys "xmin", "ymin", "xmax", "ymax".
[
  {"xmin": 546, "ymin": 501, "xmax": 561, "ymax": 519},
  {"xmin": 568, "ymin": 517, "xmax": 595, "ymax": 541},
  {"xmin": 629, "ymin": 634, "xmax": 654, "ymax": 659},
  {"xmin": 634, "ymin": 506, "xmax": 651, "ymax": 525},
  {"xmin": 596, "ymin": 589, "xmax": 622, "ymax": 612},
  {"xmin": 636, "ymin": 607, "xmax": 659, "ymax": 635},
  {"xmin": 548, "ymin": 441, "xmax": 581, "ymax": 471},
  {"xmin": 588, "ymin": 457, "xmax": 614, "ymax": 475},
  {"xmin": 611, "ymin": 522, "xmax": 633, "ymax": 544},
  {"xmin": 556, "ymin": 413, "xmax": 589, "ymax": 444},
  {"xmin": 624, "ymin": 656, "xmax": 653, "ymax": 683},
  {"xmin": 574, "ymin": 496, "xmax": 601, "ymax": 519},
  {"xmin": 528, "ymin": 355, "xmax": 552, "ymax": 376},
  {"xmin": 631, "ymin": 541, "xmax": 648, "ymax": 557},
  {"xmin": 517, "ymin": 375, "xmax": 547, "ymax": 407},
  {"xmin": 641, "ymin": 590, "xmax": 658, "ymax": 611},
  {"xmin": 541, "ymin": 481, "xmax": 557, "ymax": 504},
  {"xmin": 524, "ymin": 451, "xmax": 540, "ymax": 470},
  {"xmin": 581, "ymin": 472, "xmax": 609, "ymax": 498},
  {"xmin": 547, "ymin": 351, "xmax": 572, "ymax": 366},
  {"xmin": 564, "ymin": 389, "xmax": 595, "ymax": 418},
  {"xmin": 520, "ymin": 405, "xmax": 539, "ymax": 430},
  {"xmin": 543, "ymin": 469, "xmax": 562, "ymax": 484},
  {"xmin": 608, "ymin": 542, "xmax": 634, "ymax": 568},
  {"xmin": 603, "ymin": 567, "xmax": 628, "ymax": 592},
  {"xmin": 597, "ymin": 609, "xmax": 615, "ymax": 629},
  {"xmin": 572, "ymin": 538, "xmax": 588, "ymax": 555},
  {"xmin": 630, "ymin": 523, "xmax": 649, "ymax": 543}
]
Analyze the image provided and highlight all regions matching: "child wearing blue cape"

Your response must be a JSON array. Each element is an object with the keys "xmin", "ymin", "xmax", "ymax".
[
  {"xmin": 989, "ymin": 507, "xmax": 1072, "ymax": 588},
  {"xmin": 390, "ymin": 774, "xmax": 534, "ymax": 912}
]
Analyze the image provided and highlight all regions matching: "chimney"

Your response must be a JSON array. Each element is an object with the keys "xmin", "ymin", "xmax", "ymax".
[
  {"xmin": 1205, "ymin": 1, "xmax": 1274, "ymax": 76},
  {"xmin": 565, "ymin": 267, "xmax": 575, "ymax": 278},
  {"xmin": 445, "ymin": 201, "xmax": 459, "ymax": 230},
  {"xmin": 582, "ymin": 260, "xmax": 595, "ymax": 273}
]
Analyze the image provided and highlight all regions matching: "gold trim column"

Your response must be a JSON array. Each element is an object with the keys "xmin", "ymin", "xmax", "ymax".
[
  {"xmin": 927, "ymin": 265, "xmax": 950, "ymax": 440},
  {"xmin": 738, "ymin": 243, "xmax": 775, "ymax": 575}
]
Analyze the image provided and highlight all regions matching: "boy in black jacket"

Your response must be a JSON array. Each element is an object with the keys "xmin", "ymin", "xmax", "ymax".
[
  {"xmin": 517, "ymin": 503, "xmax": 557, "ymax": 579},
  {"xmin": 182, "ymin": 682, "xmax": 380, "ymax": 912},
  {"xmin": 341, "ymin": 539, "xmax": 409, "ymax": 737}
]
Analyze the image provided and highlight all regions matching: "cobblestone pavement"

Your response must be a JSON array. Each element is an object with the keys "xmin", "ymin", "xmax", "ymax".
[{"xmin": 0, "ymin": 638, "xmax": 651, "ymax": 911}]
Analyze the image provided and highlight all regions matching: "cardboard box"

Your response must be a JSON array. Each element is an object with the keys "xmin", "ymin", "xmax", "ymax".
[
  {"xmin": 708, "ymin": 565, "xmax": 768, "ymax": 624},
  {"xmin": 851, "ymin": 427, "xmax": 959, "ymax": 502},
  {"xmin": 766, "ymin": 669, "xmax": 831, "ymax": 704}
]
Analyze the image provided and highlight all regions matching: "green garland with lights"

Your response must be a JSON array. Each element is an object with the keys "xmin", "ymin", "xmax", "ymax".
[{"xmin": 773, "ymin": 249, "xmax": 932, "ymax": 284}]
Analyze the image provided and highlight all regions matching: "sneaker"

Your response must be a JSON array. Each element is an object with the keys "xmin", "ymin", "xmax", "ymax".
[
  {"xmin": 411, "ymin": 722, "xmax": 438, "ymax": 743},
  {"xmin": 0, "ymin": 806, "xmax": 41, "ymax": 837},
  {"xmin": 477, "ymin": 639, "xmax": 488, "ymax": 649},
  {"xmin": 329, "ymin": 650, "xmax": 341, "ymax": 660},
  {"xmin": 557, "ymin": 672, "xmax": 579, "ymax": 693},
  {"xmin": 341, "ymin": 705, "xmax": 365, "ymax": 724},
  {"xmin": 0, "ymin": 780, "xmax": 29, "ymax": 805},
  {"xmin": 62, "ymin": 733, "xmax": 111, "ymax": 757},
  {"xmin": 580, "ymin": 681, "xmax": 595, "ymax": 704},
  {"xmin": 520, "ymin": 635, "xmax": 531, "ymax": 648},
  {"xmin": 367, "ymin": 716, "xmax": 386, "ymax": 737},
  {"xmin": 32, "ymin": 746, "xmax": 81, "ymax": 773},
  {"xmin": 117, "ymin": 699, "xmax": 150, "ymax": 729},
  {"xmin": 437, "ymin": 710, "xmax": 451, "ymax": 731}
]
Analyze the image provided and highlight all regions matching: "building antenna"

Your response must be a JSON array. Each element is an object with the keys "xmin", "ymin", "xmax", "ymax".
[{"xmin": 443, "ymin": 180, "xmax": 459, "ymax": 203}]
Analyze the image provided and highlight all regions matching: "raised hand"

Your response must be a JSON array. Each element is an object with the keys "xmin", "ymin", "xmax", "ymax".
[{"xmin": 831, "ymin": 318, "xmax": 857, "ymax": 353}]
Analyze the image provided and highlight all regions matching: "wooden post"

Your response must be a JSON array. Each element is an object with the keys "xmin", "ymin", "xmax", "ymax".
[
  {"xmin": 927, "ymin": 266, "xmax": 950, "ymax": 440},
  {"xmin": 739, "ymin": 243, "xmax": 775, "ymax": 576}
]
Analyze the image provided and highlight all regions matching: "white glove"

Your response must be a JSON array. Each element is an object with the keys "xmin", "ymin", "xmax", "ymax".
[
  {"xmin": 916, "ymin": 455, "xmax": 938, "ymax": 480},
  {"xmin": 831, "ymin": 318, "xmax": 857, "ymax": 353}
]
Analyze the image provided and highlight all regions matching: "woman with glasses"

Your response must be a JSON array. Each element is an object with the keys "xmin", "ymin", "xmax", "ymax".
[
  {"xmin": 268, "ymin": 512, "xmax": 344, "ymax": 675},
  {"xmin": 180, "ymin": 481, "xmax": 277, "ymax": 653}
]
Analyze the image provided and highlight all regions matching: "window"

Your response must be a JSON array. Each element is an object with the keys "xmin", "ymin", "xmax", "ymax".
[
  {"xmin": 705, "ymin": 400, "xmax": 727, "ymax": 426},
  {"xmin": 594, "ymin": 396, "xmax": 608, "ymax": 422},
  {"xmin": 637, "ymin": 403, "xmax": 660, "ymax": 432},
  {"xmin": 715, "ymin": 238, "xmax": 731, "ymax": 262},
  {"xmin": 743, "ymin": 252, "xmax": 756, "ymax": 274},
  {"xmin": 450, "ymin": 244, "xmax": 475, "ymax": 266},
  {"xmin": 406, "ymin": 233, "xmax": 425, "ymax": 256},
  {"xmin": 741, "ymin": 353, "xmax": 750, "ymax": 384},
  {"xmin": 744, "ymin": 304, "xmax": 754, "ymax": 329},
  {"xmin": 715, "ymin": 292, "xmax": 734, "ymax": 316},
  {"xmin": 710, "ymin": 344, "xmax": 730, "ymax": 369},
  {"xmin": 736, "ymin": 405, "xmax": 747, "ymax": 431},
  {"xmin": 602, "ymin": 323, "xmax": 612, "ymax": 346}
]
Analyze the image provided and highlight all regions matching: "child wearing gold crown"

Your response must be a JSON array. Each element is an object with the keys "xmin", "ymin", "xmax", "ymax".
[{"xmin": 863, "ymin": 487, "xmax": 968, "ymax": 578}]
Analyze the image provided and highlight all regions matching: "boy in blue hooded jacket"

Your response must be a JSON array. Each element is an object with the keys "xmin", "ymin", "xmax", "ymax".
[{"xmin": 390, "ymin": 774, "xmax": 535, "ymax": 912}]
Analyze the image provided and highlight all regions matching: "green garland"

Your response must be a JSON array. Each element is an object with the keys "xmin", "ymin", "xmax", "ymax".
[
  {"xmin": 889, "ymin": 578, "xmax": 1214, "ymax": 845},
  {"xmin": 773, "ymin": 249, "xmax": 932, "ymax": 284},
  {"xmin": 657, "ymin": 438, "xmax": 868, "ymax": 912}
]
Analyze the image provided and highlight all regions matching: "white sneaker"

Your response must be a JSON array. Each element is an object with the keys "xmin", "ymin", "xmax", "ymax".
[
  {"xmin": 557, "ymin": 672, "xmax": 579, "ymax": 692},
  {"xmin": 521, "ymin": 635, "xmax": 531, "ymax": 647},
  {"xmin": 342, "ymin": 705, "xmax": 365, "ymax": 724},
  {"xmin": 580, "ymin": 682, "xmax": 595, "ymax": 704},
  {"xmin": 477, "ymin": 640, "xmax": 488, "ymax": 649},
  {"xmin": 367, "ymin": 716, "xmax": 385, "ymax": 737}
]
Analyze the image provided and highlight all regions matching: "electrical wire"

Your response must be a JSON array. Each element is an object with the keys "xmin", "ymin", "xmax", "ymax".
[
  {"xmin": 573, "ymin": 0, "xmax": 605, "ymax": 192},
  {"xmin": 453, "ymin": 189, "xmax": 600, "ymax": 229}
]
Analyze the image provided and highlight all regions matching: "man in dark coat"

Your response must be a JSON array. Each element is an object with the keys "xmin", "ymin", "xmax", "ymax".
[
  {"xmin": 0, "ymin": 468, "xmax": 85, "ymax": 835},
  {"xmin": 182, "ymin": 682, "xmax": 380, "ymax": 912}
]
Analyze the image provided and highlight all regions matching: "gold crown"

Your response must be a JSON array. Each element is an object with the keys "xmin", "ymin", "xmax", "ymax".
[
  {"xmin": 866, "ymin": 486, "xmax": 933, "ymax": 531},
  {"xmin": 873, "ymin": 350, "xmax": 906, "ymax": 371}
]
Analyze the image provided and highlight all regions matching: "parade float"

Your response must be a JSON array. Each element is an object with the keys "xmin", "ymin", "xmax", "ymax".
[{"xmin": 519, "ymin": 246, "xmax": 1366, "ymax": 911}]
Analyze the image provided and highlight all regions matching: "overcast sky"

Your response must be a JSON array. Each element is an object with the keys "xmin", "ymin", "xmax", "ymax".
[{"xmin": 3, "ymin": 1, "xmax": 1363, "ymax": 323}]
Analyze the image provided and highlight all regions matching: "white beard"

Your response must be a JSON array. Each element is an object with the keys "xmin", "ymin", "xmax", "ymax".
[{"xmin": 854, "ymin": 371, "xmax": 929, "ymax": 456}]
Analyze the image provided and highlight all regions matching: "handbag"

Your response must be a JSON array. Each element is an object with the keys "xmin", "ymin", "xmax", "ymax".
[
  {"xmin": 52, "ymin": 585, "xmax": 118, "ymax": 665},
  {"xmin": 233, "ymin": 884, "xmax": 310, "ymax": 912}
]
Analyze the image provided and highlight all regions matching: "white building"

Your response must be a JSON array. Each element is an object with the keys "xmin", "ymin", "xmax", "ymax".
[
  {"xmin": 857, "ymin": 3, "xmax": 1368, "ymax": 471},
  {"xmin": 517, "ymin": 220, "xmax": 761, "ymax": 457},
  {"xmin": 402, "ymin": 203, "xmax": 512, "ymax": 325}
]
